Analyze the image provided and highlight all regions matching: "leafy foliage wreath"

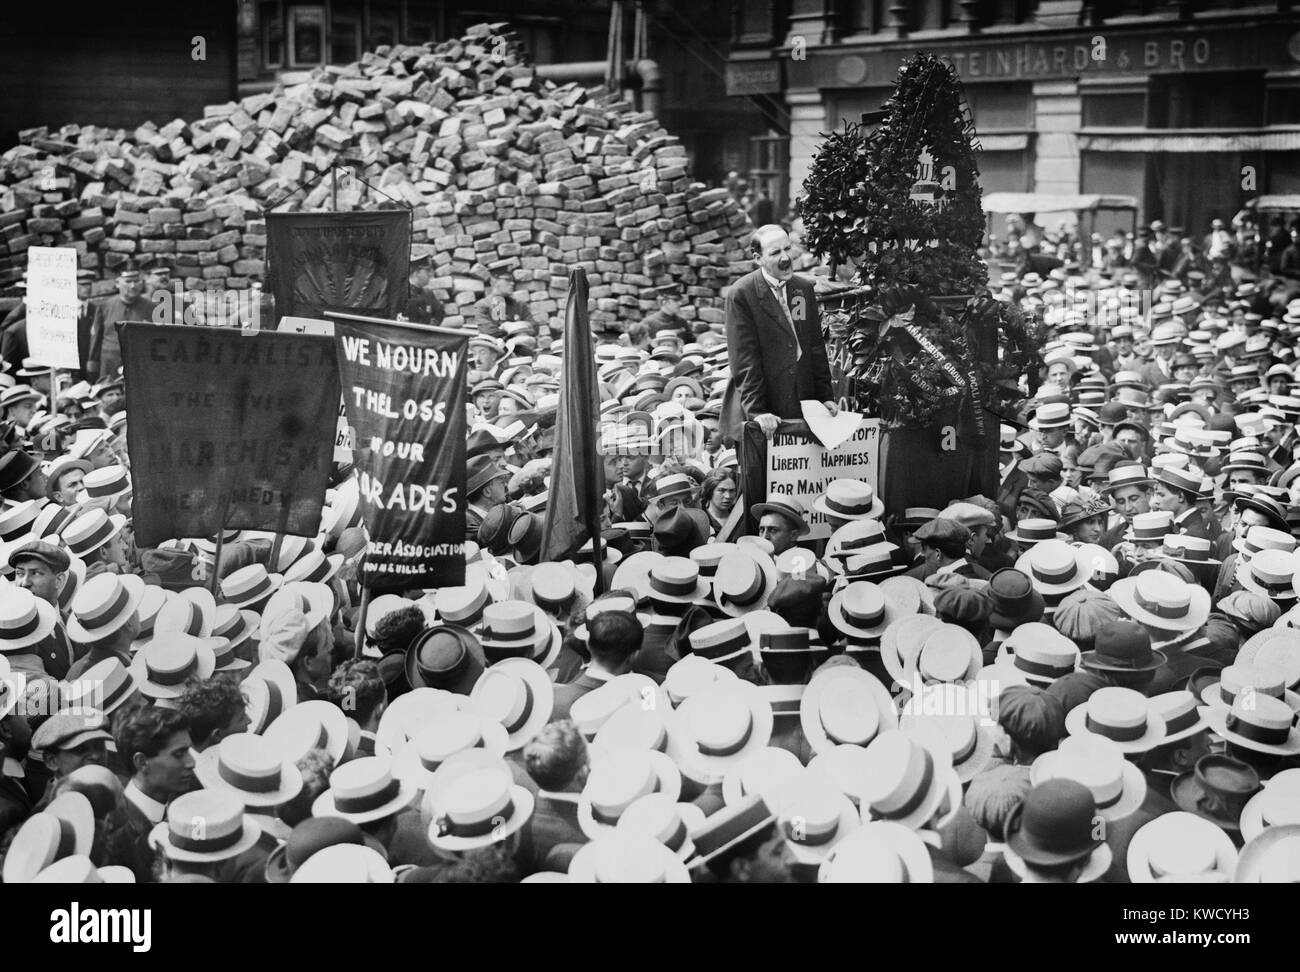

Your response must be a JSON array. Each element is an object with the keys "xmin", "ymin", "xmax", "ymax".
[{"xmin": 802, "ymin": 54, "xmax": 1045, "ymax": 429}]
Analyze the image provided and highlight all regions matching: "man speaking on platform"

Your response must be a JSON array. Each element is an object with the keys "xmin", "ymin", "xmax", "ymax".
[{"xmin": 722, "ymin": 224, "xmax": 837, "ymax": 440}]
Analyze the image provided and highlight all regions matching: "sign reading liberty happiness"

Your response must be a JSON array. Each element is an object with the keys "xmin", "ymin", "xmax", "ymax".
[{"xmin": 766, "ymin": 419, "xmax": 881, "ymax": 540}]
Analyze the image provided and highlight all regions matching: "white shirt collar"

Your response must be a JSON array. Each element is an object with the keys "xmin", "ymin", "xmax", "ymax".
[
  {"xmin": 2, "ymin": 757, "xmax": 24, "ymax": 780},
  {"xmin": 760, "ymin": 268, "xmax": 788, "ymax": 291},
  {"xmin": 125, "ymin": 780, "xmax": 167, "ymax": 825},
  {"xmin": 936, "ymin": 558, "xmax": 968, "ymax": 576}
]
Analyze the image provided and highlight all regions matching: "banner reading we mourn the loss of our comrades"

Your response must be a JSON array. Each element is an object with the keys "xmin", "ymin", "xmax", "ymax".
[
  {"xmin": 120, "ymin": 323, "xmax": 340, "ymax": 547},
  {"xmin": 331, "ymin": 313, "xmax": 468, "ymax": 591},
  {"xmin": 267, "ymin": 211, "xmax": 411, "ymax": 321}
]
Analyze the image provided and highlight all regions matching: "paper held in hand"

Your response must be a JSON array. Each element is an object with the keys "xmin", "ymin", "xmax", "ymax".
[{"xmin": 800, "ymin": 400, "xmax": 863, "ymax": 450}]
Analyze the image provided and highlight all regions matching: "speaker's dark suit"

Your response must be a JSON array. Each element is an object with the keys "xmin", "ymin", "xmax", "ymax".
[{"xmin": 721, "ymin": 270, "xmax": 833, "ymax": 439}]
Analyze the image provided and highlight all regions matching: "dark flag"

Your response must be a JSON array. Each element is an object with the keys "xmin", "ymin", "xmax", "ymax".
[
  {"xmin": 120, "ymin": 323, "xmax": 339, "ymax": 546},
  {"xmin": 267, "ymin": 211, "xmax": 411, "ymax": 321},
  {"xmin": 332, "ymin": 313, "xmax": 468, "ymax": 591},
  {"xmin": 542, "ymin": 269, "xmax": 604, "ymax": 583}
]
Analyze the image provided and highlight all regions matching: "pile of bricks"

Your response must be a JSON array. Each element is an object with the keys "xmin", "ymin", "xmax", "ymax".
[{"xmin": 0, "ymin": 22, "xmax": 753, "ymax": 330}]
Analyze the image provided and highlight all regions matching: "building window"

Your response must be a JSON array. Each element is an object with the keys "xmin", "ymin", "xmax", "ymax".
[
  {"xmin": 1081, "ymin": 90, "xmax": 1146, "ymax": 128},
  {"xmin": 261, "ymin": 1, "xmax": 284, "ymax": 69},
  {"xmin": 288, "ymin": 5, "xmax": 326, "ymax": 67},
  {"xmin": 1149, "ymin": 73, "xmax": 1265, "ymax": 129},
  {"xmin": 331, "ymin": 15, "xmax": 361, "ymax": 64},
  {"xmin": 369, "ymin": 2, "xmax": 401, "ymax": 49}
]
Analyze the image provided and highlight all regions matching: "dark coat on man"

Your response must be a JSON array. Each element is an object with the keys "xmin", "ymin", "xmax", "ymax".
[{"xmin": 721, "ymin": 270, "xmax": 833, "ymax": 439}]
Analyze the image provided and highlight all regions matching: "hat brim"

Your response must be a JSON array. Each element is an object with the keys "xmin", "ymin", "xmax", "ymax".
[
  {"xmin": 799, "ymin": 666, "xmax": 899, "ymax": 758},
  {"xmin": 1003, "ymin": 841, "xmax": 1112, "ymax": 882},
  {"xmin": 826, "ymin": 587, "xmax": 906, "ymax": 640},
  {"xmin": 66, "ymin": 575, "xmax": 146, "ymax": 644},
  {"xmin": 223, "ymin": 574, "xmax": 284, "ymax": 609},
  {"xmin": 781, "ymin": 792, "xmax": 862, "ymax": 867},
  {"xmin": 1126, "ymin": 812, "xmax": 1239, "ymax": 882},
  {"xmin": 862, "ymin": 761, "xmax": 961, "ymax": 832},
  {"xmin": 1168, "ymin": 773, "xmax": 1251, "ymax": 833},
  {"xmin": 1236, "ymin": 632, "xmax": 1300, "ymax": 690},
  {"xmin": 1014, "ymin": 549, "xmax": 1095, "ymax": 596},
  {"xmin": 391, "ymin": 719, "xmax": 510, "ymax": 790},
  {"xmin": 1107, "ymin": 577, "xmax": 1210, "ymax": 632},
  {"xmin": 245, "ymin": 659, "xmax": 298, "ymax": 734},
  {"xmin": 1079, "ymin": 646, "xmax": 1168, "ymax": 675},
  {"xmin": 1064, "ymin": 703, "xmax": 1168, "ymax": 753},
  {"xmin": 818, "ymin": 820, "xmax": 934, "ymax": 883},
  {"xmin": 1233, "ymin": 824, "xmax": 1300, "ymax": 882},
  {"xmin": 405, "ymin": 626, "xmax": 487, "ymax": 696}
]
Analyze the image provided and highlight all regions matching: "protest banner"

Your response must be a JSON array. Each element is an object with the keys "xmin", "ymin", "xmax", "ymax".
[
  {"xmin": 267, "ymin": 211, "xmax": 411, "ymax": 321},
  {"xmin": 25, "ymin": 246, "xmax": 80, "ymax": 370},
  {"xmin": 331, "ymin": 312, "xmax": 468, "ymax": 591},
  {"xmin": 120, "ymin": 323, "xmax": 340, "ymax": 547},
  {"xmin": 278, "ymin": 316, "xmax": 354, "ymax": 463},
  {"xmin": 740, "ymin": 418, "xmax": 881, "ymax": 539}
]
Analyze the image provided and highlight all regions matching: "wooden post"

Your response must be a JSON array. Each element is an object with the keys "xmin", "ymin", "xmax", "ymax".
[
  {"xmin": 207, "ymin": 497, "xmax": 233, "ymax": 595},
  {"xmin": 353, "ymin": 586, "xmax": 371, "ymax": 660}
]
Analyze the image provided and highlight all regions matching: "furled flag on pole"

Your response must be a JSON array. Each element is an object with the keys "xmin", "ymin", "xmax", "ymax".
[{"xmin": 542, "ymin": 268, "xmax": 604, "ymax": 588}]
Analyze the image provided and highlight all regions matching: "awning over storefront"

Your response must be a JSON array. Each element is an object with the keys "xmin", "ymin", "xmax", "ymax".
[{"xmin": 1079, "ymin": 131, "xmax": 1300, "ymax": 152}]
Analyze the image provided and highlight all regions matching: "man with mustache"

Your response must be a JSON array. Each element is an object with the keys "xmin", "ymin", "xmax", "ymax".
[{"xmin": 722, "ymin": 224, "xmax": 838, "ymax": 441}]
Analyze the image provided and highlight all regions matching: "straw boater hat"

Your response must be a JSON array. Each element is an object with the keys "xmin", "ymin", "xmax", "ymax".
[
  {"xmin": 812, "ymin": 480, "xmax": 883, "ymax": 521},
  {"xmin": 901, "ymin": 624, "xmax": 982, "ymax": 686},
  {"xmin": 475, "ymin": 600, "xmax": 562, "ymax": 670},
  {"xmin": 60, "ymin": 509, "xmax": 126, "ymax": 560},
  {"xmin": 1108, "ymin": 571, "xmax": 1209, "ymax": 632},
  {"xmin": 1, "ymin": 791, "xmax": 95, "ymax": 884},
  {"xmin": 777, "ymin": 767, "xmax": 862, "ymax": 871},
  {"xmin": 712, "ymin": 547, "xmax": 780, "ymax": 617},
  {"xmin": 290, "ymin": 843, "xmax": 394, "ymax": 884},
  {"xmin": 857, "ymin": 730, "xmax": 961, "ymax": 831},
  {"xmin": 1064, "ymin": 686, "xmax": 1168, "ymax": 754},
  {"xmin": 665, "ymin": 679, "xmax": 773, "ymax": 783},
  {"xmin": 1236, "ymin": 629, "xmax": 1300, "ymax": 690},
  {"xmin": 128, "ymin": 634, "xmax": 218, "ymax": 701},
  {"xmin": 799, "ymin": 664, "xmax": 898, "ymax": 757},
  {"xmin": 1146, "ymin": 691, "xmax": 1210, "ymax": 745},
  {"xmin": 195, "ymin": 733, "xmax": 304, "ymax": 808},
  {"xmin": 65, "ymin": 573, "xmax": 145, "ymax": 644},
  {"xmin": 818, "ymin": 821, "xmax": 933, "ymax": 883},
  {"xmin": 264, "ymin": 699, "xmax": 351, "ymax": 765},
  {"xmin": 259, "ymin": 582, "xmax": 333, "ymax": 640},
  {"xmin": 1004, "ymin": 518, "xmax": 1066, "ymax": 547},
  {"xmin": 426, "ymin": 762, "xmax": 534, "ymax": 853},
  {"xmin": 568, "ymin": 833, "xmax": 690, "ymax": 883},
  {"xmin": 0, "ymin": 586, "xmax": 58, "ymax": 654},
  {"xmin": 312, "ymin": 755, "xmax": 419, "ymax": 826},
  {"xmin": 1239, "ymin": 769, "xmax": 1300, "ymax": 843},
  {"xmin": 244, "ymin": 659, "xmax": 297, "ymax": 735},
  {"xmin": 826, "ymin": 581, "xmax": 907, "ymax": 641},
  {"xmin": 614, "ymin": 792, "xmax": 707, "ymax": 862},
  {"xmin": 1204, "ymin": 693, "xmax": 1300, "ymax": 757},
  {"xmin": 898, "ymin": 689, "xmax": 996, "ymax": 783},
  {"xmin": 1199, "ymin": 664, "xmax": 1300, "ymax": 715},
  {"xmin": 375, "ymin": 688, "xmax": 465, "ymax": 755},
  {"xmin": 880, "ymin": 614, "xmax": 946, "ymax": 688},
  {"xmin": 1030, "ymin": 734, "xmax": 1147, "ymax": 823},
  {"xmin": 469, "ymin": 656, "xmax": 554, "ymax": 752},
  {"xmin": 1126, "ymin": 812, "xmax": 1239, "ymax": 882},
  {"xmin": 578, "ymin": 748, "xmax": 683, "ymax": 840},
  {"xmin": 149, "ymin": 791, "xmax": 262, "ymax": 864},
  {"xmin": 155, "ymin": 586, "xmax": 219, "ymax": 640},
  {"xmin": 391, "ymin": 710, "xmax": 509, "ymax": 790},
  {"xmin": 220, "ymin": 564, "xmax": 284, "ymax": 610}
]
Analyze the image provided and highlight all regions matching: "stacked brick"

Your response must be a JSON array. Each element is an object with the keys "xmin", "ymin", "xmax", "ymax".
[{"xmin": 0, "ymin": 23, "xmax": 753, "ymax": 330}]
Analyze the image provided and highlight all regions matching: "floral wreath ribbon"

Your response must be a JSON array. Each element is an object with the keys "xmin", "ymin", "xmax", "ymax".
[{"xmin": 879, "ymin": 307, "xmax": 986, "ymax": 438}]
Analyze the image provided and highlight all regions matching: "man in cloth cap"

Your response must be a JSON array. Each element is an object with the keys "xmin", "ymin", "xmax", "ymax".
[{"xmin": 88, "ymin": 263, "xmax": 153, "ymax": 381}]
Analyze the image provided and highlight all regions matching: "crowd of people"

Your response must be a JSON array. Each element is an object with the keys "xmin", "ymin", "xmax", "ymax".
[
  {"xmin": 2, "ymin": 212, "xmax": 1300, "ymax": 885},
  {"xmin": 986, "ymin": 210, "xmax": 1300, "ymax": 292}
]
